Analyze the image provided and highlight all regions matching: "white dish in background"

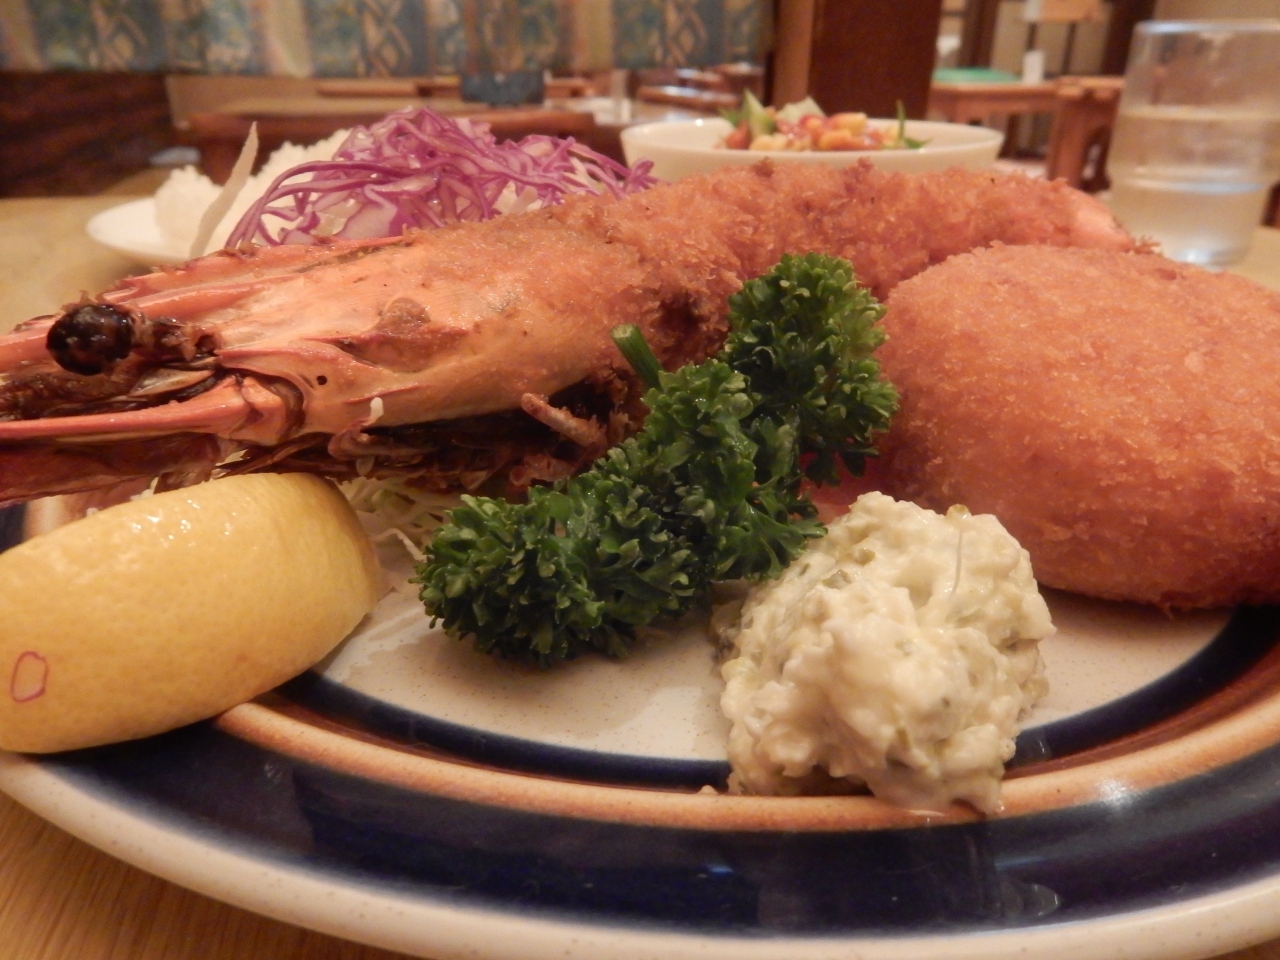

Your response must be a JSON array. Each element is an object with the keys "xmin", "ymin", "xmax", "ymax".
[
  {"xmin": 86, "ymin": 197, "xmax": 186, "ymax": 267},
  {"xmin": 622, "ymin": 117, "xmax": 1004, "ymax": 181}
]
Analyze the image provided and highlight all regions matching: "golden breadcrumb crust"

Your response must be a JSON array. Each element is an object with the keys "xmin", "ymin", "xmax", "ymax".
[{"xmin": 877, "ymin": 244, "xmax": 1280, "ymax": 609}]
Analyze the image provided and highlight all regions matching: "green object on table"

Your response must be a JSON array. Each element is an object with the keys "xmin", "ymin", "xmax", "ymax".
[{"xmin": 932, "ymin": 67, "xmax": 1021, "ymax": 83}]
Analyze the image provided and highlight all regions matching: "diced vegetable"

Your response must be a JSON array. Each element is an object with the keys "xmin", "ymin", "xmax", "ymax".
[
  {"xmin": 743, "ymin": 90, "xmax": 776, "ymax": 139},
  {"xmin": 774, "ymin": 96, "xmax": 824, "ymax": 125},
  {"xmin": 718, "ymin": 97, "xmax": 927, "ymax": 153}
]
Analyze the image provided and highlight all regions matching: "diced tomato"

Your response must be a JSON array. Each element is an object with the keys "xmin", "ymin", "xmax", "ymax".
[{"xmin": 723, "ymin": 121, "xmax": 752, "ymax": 150}]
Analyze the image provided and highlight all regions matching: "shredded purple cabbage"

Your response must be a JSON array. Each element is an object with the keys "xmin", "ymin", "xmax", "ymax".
[{"xmin": 225, "ymin": 106, "xmax": 657, "ymax": 247}]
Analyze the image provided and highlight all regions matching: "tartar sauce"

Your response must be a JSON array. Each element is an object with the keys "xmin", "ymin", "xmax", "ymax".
[{"xmin": 716, "ymin": 492, "xmax": 1052, "ymax": 813}]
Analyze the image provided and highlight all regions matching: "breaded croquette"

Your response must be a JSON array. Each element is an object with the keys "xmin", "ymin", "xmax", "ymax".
[{"xmin": 876, "ymin": 244, "xmax": 1280, "ymax": 609}]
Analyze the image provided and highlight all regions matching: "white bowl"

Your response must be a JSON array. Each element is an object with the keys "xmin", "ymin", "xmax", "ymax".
[{"xmin": 621, "ymin": 117, "xmax": 1004, "ymax": 181}]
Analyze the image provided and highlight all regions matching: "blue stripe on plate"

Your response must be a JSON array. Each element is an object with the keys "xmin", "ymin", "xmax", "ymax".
[
  {"xmin": 37, "ymin": 718, "xmax": 1280, "ymax": 936},
  {"xmin": 5, "ymin": 501, "xmax": 1275, "ymax": 790},
  {"xmin": 279, "ymin": 671, "xmax": 732, "ymax": 789},
  {"xmin": 278, "ymin": 606, "xmax": 1280, "ymax": 786},
  {"xmin": 4, "ymin": 503, "xmax": 1276, "ymax": 787},
  {"xmin": 1010, "ymin": 604, "xmax": 1279, "ymax": 766}
]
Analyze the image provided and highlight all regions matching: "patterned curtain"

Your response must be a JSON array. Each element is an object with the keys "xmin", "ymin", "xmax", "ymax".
[{"xmin": 0, "ymin": 0, "xmax": 766, "ymax": 75}]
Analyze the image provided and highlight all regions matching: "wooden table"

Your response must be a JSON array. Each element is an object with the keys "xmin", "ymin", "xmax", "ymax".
[
  {"xmin": 1, "ymin": 196, "xmax": 1279, "ymax": 960},
  {"xmin": 928, "ymin": 80, "xmax": 1061, "ymax": 158},
  {"xmin": 927, "ymin": 80, "xmax": 1061, "ymax": 126}
]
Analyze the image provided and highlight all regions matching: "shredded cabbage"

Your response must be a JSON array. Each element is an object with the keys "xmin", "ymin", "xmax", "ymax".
[
  {"xmin": 342, "ymin": 477, "xmax": 463, "ymax": 561},
  {"xmin": 226, "ymin": 106, "xmax": 657, "ymax": 247}
]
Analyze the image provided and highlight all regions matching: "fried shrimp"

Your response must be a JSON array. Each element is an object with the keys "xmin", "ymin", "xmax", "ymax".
[
  {"xmin": 0, "ymin": 161, "xmax": 1129, "ymax": 506},
  {"xmin": 876, "ymin": 244, "xmax": 1280, "ymax": 609}
]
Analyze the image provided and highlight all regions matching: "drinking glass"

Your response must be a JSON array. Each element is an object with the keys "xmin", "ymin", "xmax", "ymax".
[{"xmin": 1106, "ymin": 19, "xmax": 1280, "ymax": 267}]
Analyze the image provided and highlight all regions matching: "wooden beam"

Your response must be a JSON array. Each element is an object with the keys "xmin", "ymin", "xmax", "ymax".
[
  {"xmin": 1102, "ymin": 0, "xmax": 1156, "ymax": 75},
  {"xmin": 773, "ymin": 0, "xmax": 943, "ymax": 115},
  {"xmin": 958, "ymin": 0, "xmax": 1001, "ymax": 69},
  {"xmin": 771, "ymin": 0, "xmax": 816, "ymax": 107},
  {"xmin": 807, "ymin": 0, "xmax": 944, "ymax": 117}
]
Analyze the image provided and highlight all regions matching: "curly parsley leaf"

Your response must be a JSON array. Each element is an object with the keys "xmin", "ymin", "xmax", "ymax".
[{"xmin": 415, "ymin": 253, "xmax": 897, "ymax": 665}]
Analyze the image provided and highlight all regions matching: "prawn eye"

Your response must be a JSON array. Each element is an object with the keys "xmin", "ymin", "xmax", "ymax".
[{"xmin": 46, "ymin": 303, "xmax": 135, "ymax": 376}]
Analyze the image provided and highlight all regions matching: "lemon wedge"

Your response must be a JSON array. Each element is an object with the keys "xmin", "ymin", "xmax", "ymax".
[{"xmin": 0, "ymin": 473, "xmax": 381, "ymax": 753}]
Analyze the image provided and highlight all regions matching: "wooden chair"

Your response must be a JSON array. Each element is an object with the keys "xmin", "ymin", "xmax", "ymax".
[
  {"xmin": 187, "ymin": 113, "xmax": 360, "ymax": 183},
  {"xmin": 1043, "ymin": 75, "xmax": 1124, "ymax": 191},
  {"xmin": 1024, "ymin": 0, "xmax": 1106, "ymax": 76},
  {"xmin": 543, "ymin": 76, "xmax": 595, "ymax": 99},
  {"xmin": 1044, "ymin": 77, "xmax": 1280, "ymax": 229},
  {"xmin": 315, "ymin": 78, "xmax": 418, "ymax": 98},
  {"xmin": 187, "ymin": 106, "xmax": 596, "ymax": 183},
  {"xmin": 412, "ymin": 76, "xmax": 462, "ymax": 97},
  {"xmin": 927, "ymin": 80, "xmax": 1060, "ymax": 126},
  {"xmin": 633, "ymin": 68, "xmax": 731, "ymax": 94},
  {"xmin": 711, "ymin": 63, "xmax": 765, "ymax": 99},
  {"xmin": 926, "ymin": 80, "xmax": 1060, "ymax": 157},
  {"xmin": 634, "ymin": 85, "xmax": 739, "ymax": 114},
  {"xmin": 628, "ymin": 66, "xmax": 758, "ymax": 118}
]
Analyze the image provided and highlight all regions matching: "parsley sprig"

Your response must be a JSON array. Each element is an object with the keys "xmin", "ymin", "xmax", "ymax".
[
  {"xmin": 894, "ymin": 100, "xmax": 929, "ymax": 149},
  {"xmin": 415, "ymin": 253, "xmax": 898, "ymax": 665}
]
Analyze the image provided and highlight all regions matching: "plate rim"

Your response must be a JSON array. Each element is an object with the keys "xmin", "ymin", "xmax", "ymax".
[{"xmin": 6, "ymin": 748, "xmax": 1280, "ymax": 960}]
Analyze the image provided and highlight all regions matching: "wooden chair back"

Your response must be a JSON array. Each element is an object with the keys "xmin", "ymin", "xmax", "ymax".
[
  {"xmin": 1024, "ymin": 0, "xmax": 1106, "ymax": 75},
  {"xmin": 1043, "ymin": 75, "xmax": 1123, "ymax": 191}
]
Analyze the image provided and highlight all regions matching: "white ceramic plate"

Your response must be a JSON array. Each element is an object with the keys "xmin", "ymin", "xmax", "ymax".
[
  {"xmin": 3, "ymin": 508, "xmax": 1280, "ymax": 960},
  {"xmin": 622, "ymin": 117, "xmax": 1004, "ymax": 182},
  {"xmin": 85, "ymin": 197, "xmax": 187, "ymax": 267}
]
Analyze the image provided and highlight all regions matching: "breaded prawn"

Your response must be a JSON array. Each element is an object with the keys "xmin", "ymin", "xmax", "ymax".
[
  {"xmin": 0, "ymin": 161, "xmax": 1129, "ymax": 505},
  {"xmin": 876, "ymin": 244, "xmax": 1280, "ymax": 609}
]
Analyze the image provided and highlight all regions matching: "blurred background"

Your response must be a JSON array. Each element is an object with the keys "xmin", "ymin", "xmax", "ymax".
[{"xmin": 0, "ymin": 0, "xmax": 1276, "ymax": 200}]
